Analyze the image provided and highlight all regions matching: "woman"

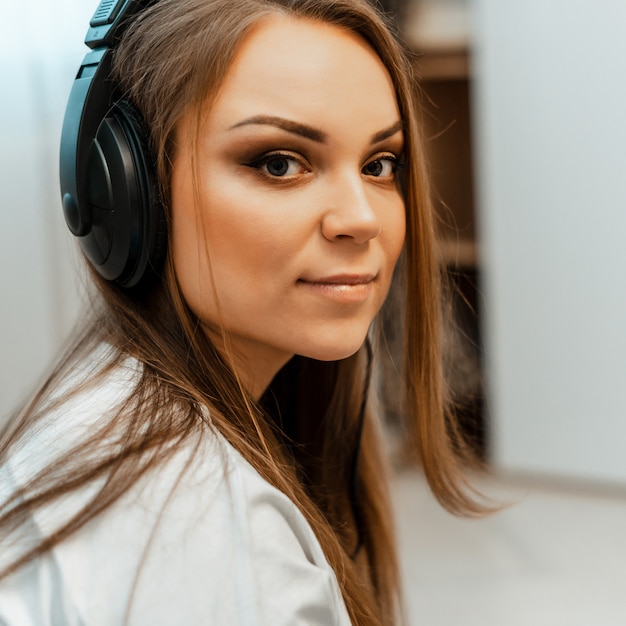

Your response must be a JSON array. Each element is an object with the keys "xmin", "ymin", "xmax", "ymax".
[{"xmin": 0, "ymin": 0, "xmax": 483, "ymax": 623}]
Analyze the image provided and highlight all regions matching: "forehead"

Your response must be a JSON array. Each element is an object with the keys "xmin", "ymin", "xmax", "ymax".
[{"xmin": 207, "ymin": 14, "xmax": 400, "ymax": 131}]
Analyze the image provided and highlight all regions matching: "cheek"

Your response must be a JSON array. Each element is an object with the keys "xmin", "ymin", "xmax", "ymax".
[
  {"xmin": 170, "ymin": 170, "xmax": 301, "ymax": 316},
  {"xmin": 198, "ymin": 174, "xmax": 317, "ymax": 280},
  {"xmin": 202, "ymin": 195, "xmax": 288, "ymax": 278},
  {"xmin": 171, "ymin": 217, "xmax": 208, "ymax": 320},
  {"xmin": 169, "ymin": 163, "xmax": 219, "ymax": 319},
  {"xmin": 384, "ymin": 196, "xmax": 407, "ymax": 265}
]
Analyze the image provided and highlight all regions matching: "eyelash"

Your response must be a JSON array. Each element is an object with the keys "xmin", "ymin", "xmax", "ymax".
[
  {"xmin": 362, "ymin": 153, "xmax": 404, "ymax": 180},
  {"xmin": 246, "ymin": 151, "xmax": 308, "ymax": 180},
  {"xmin": 245, "ymin": 150, "xmax": 405, "ymax": 182}
]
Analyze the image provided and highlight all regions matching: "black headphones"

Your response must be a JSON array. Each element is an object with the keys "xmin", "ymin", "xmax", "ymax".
[{"xmin": 59, "ymin": 0, "xmax": 166, "ymax": 290}]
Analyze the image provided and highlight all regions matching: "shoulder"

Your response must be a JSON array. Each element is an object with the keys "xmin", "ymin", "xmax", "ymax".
[
  {"xmin": 4, "ymin": 343, "xmax": 141, "ymax": 480},
  {"xmin": 115, "ymin": 440, "xmax": 351, "ymax": 625},
  {"xmin": 0, "ymin": 353, "xmax": 350, "ymax": 626},
  {"xmin": 2, "ymin": 434, "xmax": 350, "ymax": 625}
]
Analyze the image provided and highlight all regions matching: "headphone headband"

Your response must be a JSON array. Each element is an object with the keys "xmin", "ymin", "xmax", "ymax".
[{"xmin": 86, "ymin": 0, "xmax": 151, "ymax": 48}]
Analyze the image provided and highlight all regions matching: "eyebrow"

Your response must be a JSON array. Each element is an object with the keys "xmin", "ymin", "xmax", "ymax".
[
  {"xmin": 370, "ymin": 120, "xmax": 404, "ymax": 144},
  {"xmin": 229, "ymin": 115, "xmax": 404, "ymax": 145},
  {"xmin": 230, "ymin": 116, "xmax": 326, "ymax": 142}
]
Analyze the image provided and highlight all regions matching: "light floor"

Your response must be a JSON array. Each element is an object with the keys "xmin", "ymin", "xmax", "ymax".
[{"xmin": 391, "ymin": 467, "xmax": 626, "ymax": 626}]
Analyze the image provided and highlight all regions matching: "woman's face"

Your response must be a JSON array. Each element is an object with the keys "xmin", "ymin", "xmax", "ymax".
[{"xmin": 171, "ymin": 15, "xmax": 406, "ymax": 397}]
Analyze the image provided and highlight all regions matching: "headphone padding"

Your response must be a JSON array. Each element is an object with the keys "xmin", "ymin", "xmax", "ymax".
[{"xmin": 80, "ymin": 99, "xmax": 167, "ymax": 289}]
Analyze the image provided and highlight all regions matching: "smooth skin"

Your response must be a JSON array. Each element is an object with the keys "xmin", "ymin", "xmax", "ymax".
[{"xmin": 171, "ymin": 15, "xmax": 406, "ymax": 399}]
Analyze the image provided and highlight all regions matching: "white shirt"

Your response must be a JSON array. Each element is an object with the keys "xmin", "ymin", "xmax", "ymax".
[{"xmin": 0, "ymin": 354, "xmax": 351, "ymax": 625}]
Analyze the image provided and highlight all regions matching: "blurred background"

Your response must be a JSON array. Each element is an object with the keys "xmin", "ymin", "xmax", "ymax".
[{"xmin": 2, "ymin": 0, "xmax": 626, "ymax": 624}]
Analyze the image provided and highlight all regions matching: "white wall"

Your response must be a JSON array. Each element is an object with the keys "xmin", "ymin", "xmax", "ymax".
[
  {"xmin": 1, "ymin": 1, "xmax": 92, "ymax": 421},
  {"xmin": 405, "ymin": 0, "xmax": 471, "ymax": 50},
  {"xmin": 472, "ymin": 0, "xmax": 626, "ymax": 484}
]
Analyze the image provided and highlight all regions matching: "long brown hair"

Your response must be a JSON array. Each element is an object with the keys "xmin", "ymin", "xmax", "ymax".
[{"xmin": 0, "ymin": 1, "xmax": 484, "ymax": 623}]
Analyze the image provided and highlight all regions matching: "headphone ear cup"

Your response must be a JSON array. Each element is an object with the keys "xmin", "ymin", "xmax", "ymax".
[{"xmin": 80, "ymin": 99, "xmax": 167, "ymax": 289}]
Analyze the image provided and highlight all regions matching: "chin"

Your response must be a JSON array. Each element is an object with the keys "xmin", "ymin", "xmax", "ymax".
[{"xmin": 297, "ymin": 336, "xmax": 368, "ymax": 363}]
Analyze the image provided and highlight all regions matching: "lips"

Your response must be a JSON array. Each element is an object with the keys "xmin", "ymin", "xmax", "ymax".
[
  {"xmin": 298, "ymin": 273, "xmax": 376, "ymax": 285},
  {"xmin": 297, "ymin": 273, "xmax": 376, "ymax": 303}
]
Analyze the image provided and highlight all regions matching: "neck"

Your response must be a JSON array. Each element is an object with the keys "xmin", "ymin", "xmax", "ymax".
[{"xmin": 201, "ymin": 324, "xmax": 293, "ymax": 401}]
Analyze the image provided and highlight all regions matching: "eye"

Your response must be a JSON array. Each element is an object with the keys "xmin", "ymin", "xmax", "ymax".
[
  {"xmin": 265, "ymin": 156, "xmax": 291, "ymax": 177},
  {"xmin": 362, "ymin": 155, "xmax": 401, "ymax": 180},
  {"xmin": 247, "ymin": 152, "xmax": 308, "ymax": 179}
]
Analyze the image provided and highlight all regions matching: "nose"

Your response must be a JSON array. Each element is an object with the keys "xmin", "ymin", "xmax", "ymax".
[{"xmin": 320, "ymin": 173, "xmax": 381, "ymax": 244}]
